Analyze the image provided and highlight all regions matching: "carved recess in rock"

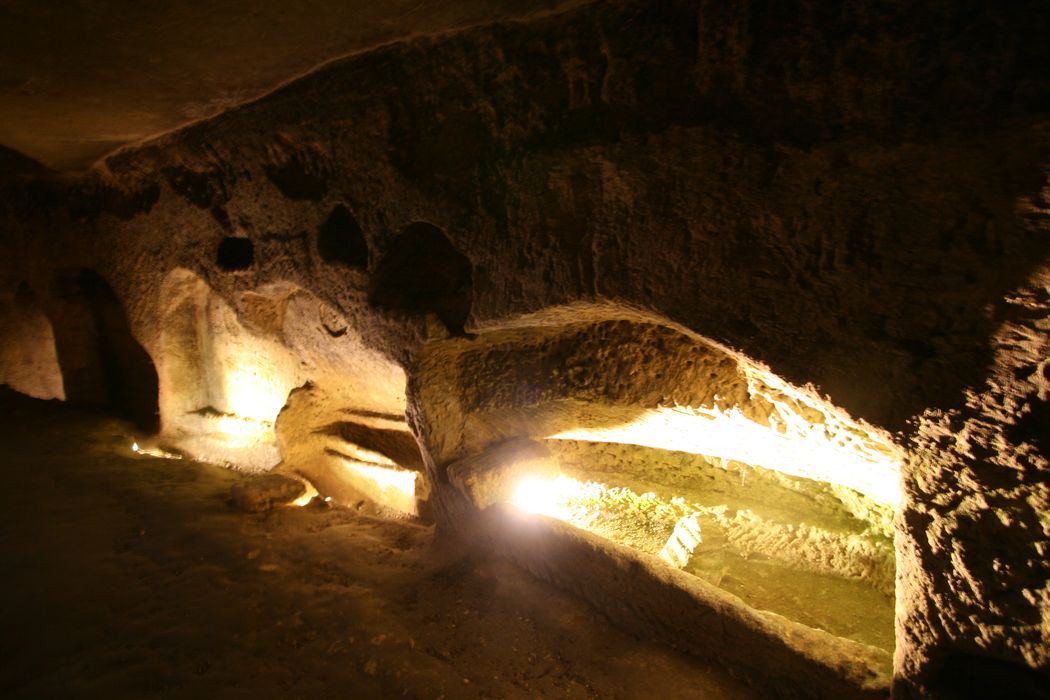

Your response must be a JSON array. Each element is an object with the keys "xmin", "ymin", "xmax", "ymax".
[
  {"xmin": 160, "ymin": 161, "xmax": 234, "ymax": 229},
  {"xmin": 157, "ymin": 269, "xmax": 412, "ymax": 497},
  {"xmin": 216, "ymin": 236, "xmax": 254, "ymax": 271},
  {"xmin": 369, "ymin": 222, "xmax": 472, "ymax": 334},
  {"xmin": 317, "ymin": 204, "xmax": 368, "ymax": 268},
  {"xmin": 48, "ymin": 269, "xmax": 158, "ymax": 431},
  {"xmin": 263, "ymin": 137, "xmax": 331, "ymax": 201},
  {"xmin": 0, "ymin": 1, "xmax": 1046, "ymax": 694},
  {"xmin": 0, "ymin": 281, "xmax": 64, "ymax": 400},
  {"xmin": 275, "ymin": 384, "xmax": 424, "ymax": 515},
  {"xmin": 410, "ymin": 304, "xmax": 901, "ymax": 669}
]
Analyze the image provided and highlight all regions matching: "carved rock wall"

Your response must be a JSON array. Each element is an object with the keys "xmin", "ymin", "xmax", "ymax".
[{"xmin": 1, "ymin": 0, "xmax": 1048, "ymax": 693}]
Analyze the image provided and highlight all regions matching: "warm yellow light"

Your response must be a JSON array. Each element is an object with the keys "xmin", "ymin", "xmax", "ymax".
[
  {"xmin": 291, "ymin": 481, "xmax": 319, "ymax": 506},
  {"xmin": 510, "ymin": 474, "xmax": 580, "ymax": 520},
  {"xmin": 130, "ymin": 440, "xmax": 182, "ymax": 460},
  {"xmin": 340, "ymin": 444, "xmax": 397, "ymax": 467},
  {"xmin": 214, "ymin": 414, "xmax": 273, "ymax": 446},
  {"xmin": 337, "ymin": 459, "xmax": 418, "ymax": 514},
  {"xmin": 549, "ymin": 405, "xmax": 901, "ymax": 508},
  {"xmin": 509, "ymin": 475, "xmax": 703, "ymax": 568},
  {"xmin": 343, "ymin": 461, "xmax": 417, "ymax": 495},
  {"xmin": 658, "ymin": 514, "xmax": 702, "ymax": 568},
  {"xmin": 221, "ymin": 362, "xmax": 289, "ymax": 424}
]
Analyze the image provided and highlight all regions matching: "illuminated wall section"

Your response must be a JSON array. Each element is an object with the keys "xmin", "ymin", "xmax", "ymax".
[
  {"xmin": 157, "ymin": 269, "xmax": 415, "ymax": 498},
  {"xmin": 157, "ymin": 270, "xmax": 307, "ymax": 470},
  {"xmin": 417, "ymin": 309, "xmax": 903, "ymax": 653}
]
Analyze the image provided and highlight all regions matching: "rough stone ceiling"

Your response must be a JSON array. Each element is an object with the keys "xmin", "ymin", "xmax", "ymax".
[{"xmin": 0, "ymin": 0, "xmax": 581, "ymax": 171}]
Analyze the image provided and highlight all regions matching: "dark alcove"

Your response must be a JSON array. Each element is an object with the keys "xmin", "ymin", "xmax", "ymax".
[
  {"xmin": 369, "ymin": 222, "xmax": 472, "ymax": 334},
  {"xmin": 49, "ymin": 268, "xmax": 159, "ymax": 431},
  {"xmin": 216, "ymin": 236, "xmax": 254, "ymax": 271},
  {"xmin": 317, "ymin": 204, "xmax": 368, "ymax": 268},
  {"xmin": 13, "ymin": 280, "xmax": 36, "ymax": 310}
]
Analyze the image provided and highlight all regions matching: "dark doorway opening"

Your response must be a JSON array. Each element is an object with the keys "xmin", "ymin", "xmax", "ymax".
[
  {"xmin": 369, "ymin": 222, "xmax": 472, "ymax": 334},
  {"xmin": 50, "ymin": 269, "xmax": 159, "ymax": 431},
  {"xmin": 317, "ymin": 204, "xmax": 368, "ymax": 268},
  {"xmin": 217, "ymin": 236, "xmax": 254, "ymax": 271}
]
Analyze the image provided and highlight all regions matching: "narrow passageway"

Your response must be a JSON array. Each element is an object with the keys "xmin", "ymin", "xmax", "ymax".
[{"xmin": 0, "ymin": 390, "xmax": 757, "ymax": 699}]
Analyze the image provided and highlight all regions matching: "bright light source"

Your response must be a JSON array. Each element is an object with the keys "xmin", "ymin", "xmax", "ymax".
[
  {"xmin": 130, "ymin": 440, "xmax": 182, "ymax": 460},
  {"xmin": 221, "ymin": 360, "xmax": 290, "ymax": 424},
  {"xmin": 510, "ymin": 475, "xmax": 703, "ymax": 567},
  {"xmin": 549, "ymin": 405, "xmax": 901, "ymax": 508},
  {"xmin": 512, "ymin": 476, "xmax": 550, "ymax": 514},
  {"xmin": 510, "ymin": 474, "xmax": 581, "ymax": 520}
]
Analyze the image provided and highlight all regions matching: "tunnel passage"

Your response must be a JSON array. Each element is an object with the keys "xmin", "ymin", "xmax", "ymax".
[
  {"xmin": 49, "ymin": 269, "xmax": 159, "ymax": 431},
  {"xmin": 317, "ymin": 204, "xmax": 368, "ymax": 268},
  {"xmin": 412, "ymin": 305, "xmax": 903, "ymax": 655},
  {"xmin": 369, "ymin": 222, "xmax": 472, "ymax": 334}
]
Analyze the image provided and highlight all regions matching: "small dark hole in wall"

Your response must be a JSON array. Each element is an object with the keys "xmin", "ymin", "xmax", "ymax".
[
  {"xmin": 369, "ymin": 222, "xmax": 472, "ymax": 334},
  {"xmin": 13, "ymin": 280, "xmax": 35, "ymax": 311},
  {"xmin": 217, "ymin": 237, "xmax": 254, "ymax": 271},
  {"xmin": 1007, "ymin": 398, "xmax": 1050, "ymax": 458},
  {"xmin": 318, "ymin": 205, "xmax": 368, "ymax": 267}
]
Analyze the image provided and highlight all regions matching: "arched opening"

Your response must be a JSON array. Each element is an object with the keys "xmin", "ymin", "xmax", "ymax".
[
  {"xmin": 369, "ymin": 222, "xmax": 472, "ymax": 334},
  {"xmin": 49, "ymin": 269, "xmax": 159, "ymax": 431},
  {"xmin": 0, "ymin": 281, "xmax": 65, "ymax": 400},
  {"xmin": 317, "ymin": 204, "xmax": 368, "ymax": 268},
  {"xmin": 216, "ymin": 236, "xmax": 254, "ymax": 271}
]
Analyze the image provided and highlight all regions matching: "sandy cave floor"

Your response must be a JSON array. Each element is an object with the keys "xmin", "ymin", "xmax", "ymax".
[{"xmin": 0, "ymin": 391, "xmax": 759, "ymax": 699}]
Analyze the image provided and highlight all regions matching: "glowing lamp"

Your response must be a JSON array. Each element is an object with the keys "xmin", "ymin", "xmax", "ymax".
[{"xmin": 509, "ymin": 474, "xmax": 581, "ymax": 521}]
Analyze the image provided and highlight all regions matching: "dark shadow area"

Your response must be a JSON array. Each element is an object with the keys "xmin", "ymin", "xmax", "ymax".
[
  {"xmin": 317, "ymin": 204, "xmax": 368, "ymax": 267},
  {"xmin": 13, "ymin": 281, "xmax": 35, "ymax": 312},
  {"xmin": 340, "ymin": 408, "xmax": 407, "ymax": 423},
  {"xmin": 49, "ymin": 269, "xmax": 159, "ymax": 431},
  {"xmin": 318, "ymin": 421, "xmax": 425, "ymax": 472},
  {"xmin": 929, "ymin": 653, "xmax": 1050, "ymax": 700},
  {"xmin": 264, "ymin": 146, "xmax": 330, "ymax": 201},
  {"xmin": 1007, "ymin": 397, "xmax": 1050, "ymax": 460},
  {"xmin": 0, "ymin": 145, "xmax": 49, "ymax": 183},
  {"xmin": 369, "ymin": 222, "xmax": 472, "ymax": 334},
  {"xmin": 216, "ymin": 236, "xmax": 254, "ymax": 271},
  {"xmin": 0, "ymin": 389, "xmax": 756, "ymax": 699}
]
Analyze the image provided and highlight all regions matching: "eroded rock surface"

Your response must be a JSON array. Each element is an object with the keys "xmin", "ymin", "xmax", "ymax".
[{"xmin": 0, "ymin": 1, "xmax": 1048, "ymax": 695}]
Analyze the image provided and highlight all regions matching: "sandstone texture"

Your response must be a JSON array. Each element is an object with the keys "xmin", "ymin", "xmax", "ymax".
[
  {"xmin": 230, "ymin": 472, "xmax": 307, "ymax": 513},
  {"xmin": 1, "ymin": 1, "xmax": 1048, "ymax": 696}
]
